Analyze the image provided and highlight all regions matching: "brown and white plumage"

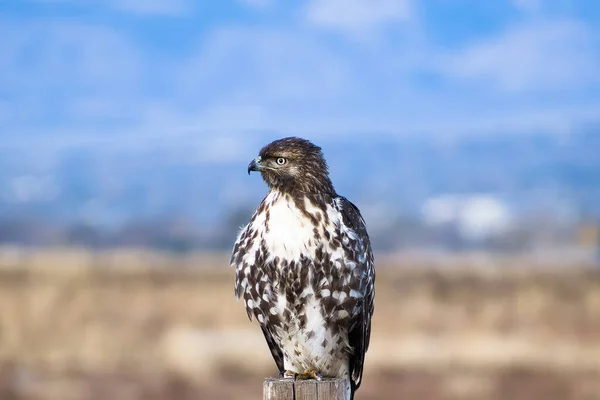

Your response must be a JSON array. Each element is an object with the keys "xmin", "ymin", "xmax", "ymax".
[{"xmin": 230, "ymin": 137, "xmax": 375, "ymax": 399}]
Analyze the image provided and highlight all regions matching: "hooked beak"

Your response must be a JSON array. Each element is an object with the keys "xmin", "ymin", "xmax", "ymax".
[{"xmin": 247, "ymin": 157, "xmax": 262, "ymax": 175}]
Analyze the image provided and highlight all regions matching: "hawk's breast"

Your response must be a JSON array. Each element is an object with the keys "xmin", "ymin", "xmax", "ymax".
[{"xmin": 258, "ymin": 191, "xmax": 338, "ymax": 262}]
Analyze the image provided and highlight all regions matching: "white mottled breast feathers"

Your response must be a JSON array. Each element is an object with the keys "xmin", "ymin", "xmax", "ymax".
[{"xmin": 230, "ymin": 189, "xmax": 374, "ymax": 383}]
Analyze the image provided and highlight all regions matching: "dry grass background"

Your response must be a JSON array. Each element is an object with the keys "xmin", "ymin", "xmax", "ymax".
[{"xmin": 1, "ymin": 248, "xmax": 600, "ymax": 399}]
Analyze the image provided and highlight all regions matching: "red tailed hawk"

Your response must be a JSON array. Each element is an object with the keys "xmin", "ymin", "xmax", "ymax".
[{"xmin": 230, "ymin": 137, "xmax": 375, "ymax": 399}]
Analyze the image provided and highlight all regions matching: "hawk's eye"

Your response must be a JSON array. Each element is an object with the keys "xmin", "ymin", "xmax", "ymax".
[{"xmin": 276, "ymin": 157, "xmax": 287, "ymax": 165}]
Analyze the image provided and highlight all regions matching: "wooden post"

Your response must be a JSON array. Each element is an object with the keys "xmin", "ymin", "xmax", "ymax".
[{"xmin": 263, "ymin": 378, "xmax": 351, "ymax": 400}]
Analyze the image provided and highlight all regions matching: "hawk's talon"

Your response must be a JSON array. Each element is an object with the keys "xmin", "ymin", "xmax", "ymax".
[
  {"xmin": 282, "ymin": 370, "xmax": 298, "ymax": 380},
  {"xmin": 296, "ymin": 369, "xmax": 323, "ymax": 381}
]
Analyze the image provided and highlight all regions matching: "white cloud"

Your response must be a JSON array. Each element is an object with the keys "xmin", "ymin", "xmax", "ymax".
[
  {"xmin": 110, "ymin": 0, "xmax": 191, "ymax": 16},
  {"xmin": 2, "ymin": 2, "xmax": 600, "ymax": 145},
  {"xmin": 7, "ymin": 175, "xmax": 60, "ymax": 203},
  {"xmin": 238, "ymin": 0, "xmax": 271, "ymax": 9},
  {"xmin": 305, "ymin": 0, "xmax": 413, "ymax": 34},
  {"xmin": 168, "ymin": 20, "xmax": 600, "ymax": 137},
  {"xmin": 1, "ymin": 19, "xmax": 141, "ymax": 88},
  {"xmin": 511, "ymin": 0, "xmax": 542, "ymax": 13},
  {"xmin": 0, "ymin": 17, "xmax": 151, "ymax": 129},
  {"xmin": 27, "ymin": 0, "xmax": 192, "ymax": 16},
  {"xmin": 175, "ymin": 27, "xmax": 354, "ymax": 110},
  {"xmin": 437, "ymin": 19, "xmax": 600, "ymax": 92}
]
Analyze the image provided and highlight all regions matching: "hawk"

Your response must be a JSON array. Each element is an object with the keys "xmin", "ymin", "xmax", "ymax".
[{"xmin": 230, "ymin": 137, "xmax": 375, "ymax": 399}]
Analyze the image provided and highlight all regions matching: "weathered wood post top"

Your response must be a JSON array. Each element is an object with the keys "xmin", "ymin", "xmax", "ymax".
[{"xmin": 264, "ymin": 378, "xmax": 351, "ymax": 400}]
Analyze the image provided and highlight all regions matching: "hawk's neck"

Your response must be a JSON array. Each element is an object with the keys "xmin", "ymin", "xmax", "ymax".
[
  {"xmin": 265, "ymin": 189, "xmax": 335, "ymax": 215},
  {"xmin": 266, "ymin": 173, "xmax": 336, "ymax": 199}
]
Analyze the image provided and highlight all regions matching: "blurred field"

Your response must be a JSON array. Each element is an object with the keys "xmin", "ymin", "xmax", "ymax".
[{"xmin": 1, "ymin": 248, "xmax": 600, "ymax": 399}]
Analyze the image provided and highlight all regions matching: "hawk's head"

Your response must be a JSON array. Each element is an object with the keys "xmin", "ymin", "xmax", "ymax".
[{"xmin": 248, "ymin": 137, "xmax": 335, "ymax": 195}]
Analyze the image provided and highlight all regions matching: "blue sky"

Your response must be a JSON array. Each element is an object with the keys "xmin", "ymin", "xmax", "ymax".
[{"xmin": 1, "ymin": 0, "xmax": 600, "ymax": 146}]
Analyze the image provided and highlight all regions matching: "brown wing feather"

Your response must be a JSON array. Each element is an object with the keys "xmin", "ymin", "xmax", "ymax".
[
  {"xmin": 260, "ymin": 325, "xmax": 284, "ymax": 373},
  {"xmin": 336, "ymin": 196, "xmax": 375, "ymax": 396}
]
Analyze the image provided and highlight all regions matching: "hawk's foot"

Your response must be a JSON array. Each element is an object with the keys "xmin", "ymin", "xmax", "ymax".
[
  {"xmin": 296, "ymin": 369, "xmax": 323, "ymax": 381},
  {"xmin": 282, "ymin": 370, "xmax": 297, "ymax": 379}
]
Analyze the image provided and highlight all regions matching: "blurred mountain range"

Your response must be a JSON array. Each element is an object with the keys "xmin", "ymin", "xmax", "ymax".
[{"xmin": 0, "ymin": 129, "xmax": 599, "ymax": 251}]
